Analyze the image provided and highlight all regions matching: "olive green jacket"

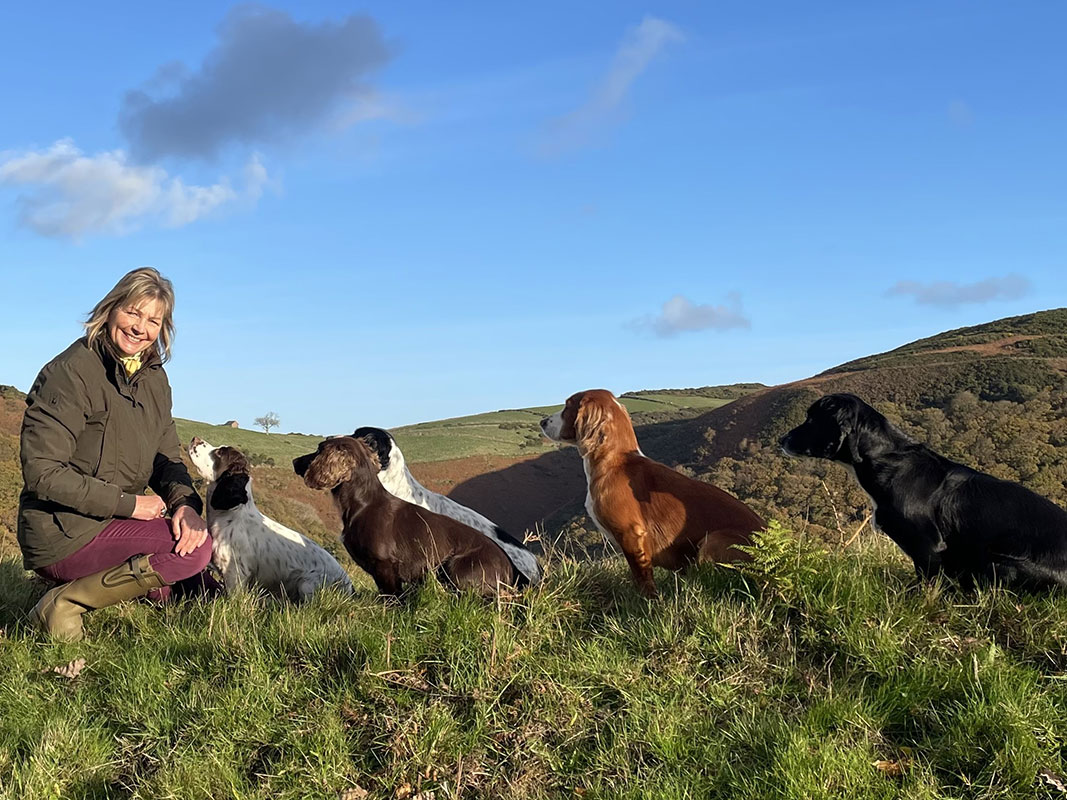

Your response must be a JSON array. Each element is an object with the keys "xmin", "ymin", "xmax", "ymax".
[{"xmin": 17, "ymin": 337, "xmax": 203, "ymax": 570}]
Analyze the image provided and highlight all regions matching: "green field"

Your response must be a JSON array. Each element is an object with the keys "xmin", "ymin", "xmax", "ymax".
[
  {"xmin": 173, "ymin": 420, "xmax": 323, "ymax": 467},
  {"xmin": 174, "ymin": 391, "xmax": 747, "ymax": 467},
  {"xmin": 3, "ymin": 527, "xmax": 1066, "ymax": 799}
]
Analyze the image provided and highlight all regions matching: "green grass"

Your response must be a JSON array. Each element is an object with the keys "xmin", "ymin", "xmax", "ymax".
[
  {"xmin": 173, "ymin": 420, "xmax": 322, "ymax": 467},
  {"xmin": 3, "ymin": 526, "xmax": 1067, "ymax": 799},
  {"xmin": 391, "ymin": 394, "xmax": 737, "ymax": 463},
  {"xmin": 176, "ymin": 393, "xmax": 742, "ymax": 467},
  {"xmin": 825, "ymin": 308, "xmax": 1067, "ymax": 375}
]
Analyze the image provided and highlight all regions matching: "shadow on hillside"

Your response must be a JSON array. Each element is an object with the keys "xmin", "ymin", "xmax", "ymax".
[{"xmin": 446, "ymin": 447, "xmax": 587, "ymax": 542}]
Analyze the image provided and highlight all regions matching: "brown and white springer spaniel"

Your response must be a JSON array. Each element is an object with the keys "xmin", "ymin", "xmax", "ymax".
[
  {"xmin": 541, "ymin": 389, "xmax": 765, "ymax": 597},
  {"xmin": 293, "ymin": 436, "xmax": 522, "ymax": 596}
]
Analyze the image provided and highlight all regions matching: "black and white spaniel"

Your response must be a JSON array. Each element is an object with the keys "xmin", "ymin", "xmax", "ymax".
[
  {"xmin": 188, "ymin": 437, "xmax": 353, "ymax": 600},
  {"xmin": 780, "ymin": 393, "xmax": 1067, "ymax": 589},
  {"xmin": 352, "ymin": 427, "xmax": 541, "ymax": 584}
]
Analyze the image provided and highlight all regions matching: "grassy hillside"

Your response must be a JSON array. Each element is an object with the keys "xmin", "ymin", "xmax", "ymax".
[
  {"xmin": 4, "ymin": 530, "xmax": 1067, "ymax": 799},
  {"xmin": 173, "ymin": 420, "xmax": 322, "ymax": 467},
  {"xmin": 173, "ymin": 387, "xmax": 759, "ymax": 468},
  {"xmin": 648, "ymin": 308, "xmax": 1067, "ymax": 546},
  {"xmin": 5, "ymin": 318, "xmax": 1067, "ymax": 798},
  {"xmin": 386, "ymin": 388, "xmax": 753, "ymax": 464}
]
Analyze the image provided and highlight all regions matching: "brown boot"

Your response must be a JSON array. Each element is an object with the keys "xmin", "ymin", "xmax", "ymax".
[{"xmin": 30, "ymin": 555, "xmax": 168, "ymax": 642}]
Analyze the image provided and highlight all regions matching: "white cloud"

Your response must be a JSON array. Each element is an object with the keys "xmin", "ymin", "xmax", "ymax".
[
  {"xmin": 886, "ymin": 275, "xmax": 1030, "ymax": 308},
  {"xmin": 629, "ymin": 293, "xmax": 751, "ymax": 338},
  {"xmin": 0, "ymin": 139, "xmax": 266, "ymax": 239},
  {"xmin": 540, "ymin": 16, "xmax": 683, "ymax": 156}
]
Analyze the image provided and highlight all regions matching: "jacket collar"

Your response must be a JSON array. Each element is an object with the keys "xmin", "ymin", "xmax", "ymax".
[{"xmin": 87, "ymin": 335, "xmax": 162, "ymax": 399}]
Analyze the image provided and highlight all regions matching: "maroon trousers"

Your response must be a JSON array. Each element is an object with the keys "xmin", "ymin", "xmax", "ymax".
[{"xmin": 36, "ymin": 517, "xmax": 214, "ymax": 603}]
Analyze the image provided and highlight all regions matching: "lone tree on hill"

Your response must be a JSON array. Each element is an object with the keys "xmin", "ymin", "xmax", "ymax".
[{"xmin": 254, "ymin": 412, "xmax": 280, "ymax": 434}]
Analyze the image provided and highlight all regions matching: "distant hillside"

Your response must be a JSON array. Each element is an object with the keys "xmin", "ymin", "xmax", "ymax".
[
  {"xmin": 645, "ymin": 308, "xmax": 1067, "ymax": 545},
  {"xmin": 171, "ymin": 386, "xmax": 761, "ymax": 467},
  {"xmin": 171, "ymin": 420, "xmax": 321, "ymax": 467}
]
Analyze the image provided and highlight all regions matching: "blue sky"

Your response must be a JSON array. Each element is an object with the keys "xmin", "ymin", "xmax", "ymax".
[{"xmin": 1, "ymin": 2, "xmax": 1065, "ymax": 434}]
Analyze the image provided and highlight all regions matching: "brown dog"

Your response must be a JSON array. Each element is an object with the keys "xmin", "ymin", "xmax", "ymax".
[
  {"xmin": 541, "ymin": 389, "xmax": 765, "ymax": 597},
  {"xmin": 293, "ymin": 436, "xmax": 521, "ymax": 596}
]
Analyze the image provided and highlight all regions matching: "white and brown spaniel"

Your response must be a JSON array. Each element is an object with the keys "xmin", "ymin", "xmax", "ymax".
[
  {"xmin": 541, "ymin": 389, "xmax": 765, "ymax": 597},
  {"xmin": 188, "ymin": 437, "xmax": 353, "ymax": 601},
  {"xmin": 352, "ymin": 427, "xmax": 541, "ymax": 585}
]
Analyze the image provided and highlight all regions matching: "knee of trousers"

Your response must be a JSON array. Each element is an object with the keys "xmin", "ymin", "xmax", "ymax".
[{"xmin": 172, "ymin": 534, "xmax": 214, "ymax": 581}]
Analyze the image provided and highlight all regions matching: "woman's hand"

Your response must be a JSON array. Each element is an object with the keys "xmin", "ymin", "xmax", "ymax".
[
  {"xmin": 171, "ymin": 505, "xmax": 209, "ymax": 557},
  {"xmin": 132, "ymin": 494, "xmax": 167, "ymax": 521}
]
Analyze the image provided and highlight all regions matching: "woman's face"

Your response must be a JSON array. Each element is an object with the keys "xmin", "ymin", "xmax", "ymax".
[{"xmin": 108, "ymin": 297, "xmax": 163, "ymax": 357}]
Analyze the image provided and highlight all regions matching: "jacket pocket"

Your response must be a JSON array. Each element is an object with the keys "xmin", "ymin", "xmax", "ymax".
[
  {"xmin": 71, "ymin": 411, "xmax": 108, "ymax": 477},
  {"xmin": 53, "ymin": 508, "xmax": 99, "ymax": 539}
]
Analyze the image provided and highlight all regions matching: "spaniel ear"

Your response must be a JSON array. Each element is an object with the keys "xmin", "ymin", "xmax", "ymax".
[
  {"xmin": 214, "ymin": 446, "xmax": 251, "ymax": 478},
  {"xmin": 575, "ymin": 397, "xmax": 610, "ymax": 455},
  {"xmin": 305, "ymin": 443, "xmax": 358, "ymax": 489},
  {"xmin": 359, "ymin": 439, "xmax": 382, "ymax": 473},
  {"xmin": 211, "ymin": 473, "xmax": 249, "ymax": 511},
  {"xmin": 352, "ymin": 427, "xmax": 392, "ymax": 469}
]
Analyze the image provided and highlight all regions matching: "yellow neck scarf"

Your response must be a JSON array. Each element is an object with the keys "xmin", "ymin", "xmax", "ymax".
[{"xmin": 118, "ymin": 352, "xmax": 142, "ymax": 377}]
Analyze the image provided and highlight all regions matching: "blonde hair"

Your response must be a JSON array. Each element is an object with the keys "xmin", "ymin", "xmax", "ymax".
[{"xmin": 84, "ymin": 267, "xmax": 176, "ymax": 362}]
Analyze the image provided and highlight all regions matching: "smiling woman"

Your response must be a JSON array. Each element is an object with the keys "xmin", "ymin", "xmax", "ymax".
[{"xmin": 17, "ymin": 267, "xmax": 216, "ymax": 641}]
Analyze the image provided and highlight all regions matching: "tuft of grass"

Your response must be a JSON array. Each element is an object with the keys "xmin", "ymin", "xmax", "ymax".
[{"xmin": 2, "ymin": 530, "xmax": 1067, "ymax": 799}]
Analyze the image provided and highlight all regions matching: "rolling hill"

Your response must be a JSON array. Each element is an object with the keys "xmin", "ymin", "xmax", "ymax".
[
  {"xmin": 172, "ymin": 386, "xmax": 760, "ymax": 467},
  {"xmin": 0, "ymin": 382, "xmax": 762, "ymax": 559},
  {"xmin": 647, "ymin": 308, "xmax": 1067, "ymax": 544},
  {"xmin": 4, "ymin": 321, "xmax": 1067, "ymax": 799},
  {"xmin": 5, "ymin": 311, "xmax": 1067, "ymax": 798},
  {"xmin": 4, "ymin": 308, "xmax": 1067, "ymax": 558}
]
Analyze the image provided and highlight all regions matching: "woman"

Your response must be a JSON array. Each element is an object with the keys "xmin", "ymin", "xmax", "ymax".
[{"xmin": 18, "ymin": 267, "xmax": 212, "ymax": 641}]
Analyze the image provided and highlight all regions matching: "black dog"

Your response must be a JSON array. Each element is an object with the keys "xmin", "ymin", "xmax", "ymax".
[{"xmin": 780, "ymin": 393, "xmax": 1067, "ymax": 588}]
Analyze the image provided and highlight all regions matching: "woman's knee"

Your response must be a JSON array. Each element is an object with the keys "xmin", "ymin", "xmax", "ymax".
[
  {"xmin": 158, "ymin": 533, "xmax": 213, "ymax": 583},
  {"xmin": 187, "ymin": 533, "xmax": 214, "ymax": 574}
]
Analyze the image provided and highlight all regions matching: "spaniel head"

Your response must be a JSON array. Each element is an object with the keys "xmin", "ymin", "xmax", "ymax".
[
  {"xmin": 294, "ymin": 436, "xmax": 381, "ymax": 491},
  {"xmin": 187, "ymin": 437, "xmax": 251, "ymax": 510},
  {"xmin": 779, "ymin": 393, "xmax": 886, "ymax": 464},
  {"xmin": 188, "ymin": 437, "xmax": 250, "ymax": 480},
  {"xmin": 540, "ymin": 389, "xmax": 633, "ymax": 456},
  {"xmin": 352, "ymin": 426, "xmax": 400, "ymax": 474}
]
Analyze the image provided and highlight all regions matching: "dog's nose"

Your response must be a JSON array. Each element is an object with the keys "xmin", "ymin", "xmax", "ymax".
[{"xmin": 539, "ymin": 418, "xmax": 549, "ymax": 429}]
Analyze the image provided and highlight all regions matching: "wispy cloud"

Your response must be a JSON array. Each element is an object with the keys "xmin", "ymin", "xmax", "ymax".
[
  {"xmin": 539, "ymin": 16, "xmax": 682, "ymax": 156},
  {"xmin": 629, "ymin": 293, "xmax": 751, "ymax": 338},
  {"xmin": 119, "ymin": 5, "xmax": 392, "ymax": 161},
  {"xmin": 886, "ymin": 275, "xmax": 1030, "ymax": 308},
  {"xmin": 0, "ymin": 139, "xmax": 267, "ymax": 239}
]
